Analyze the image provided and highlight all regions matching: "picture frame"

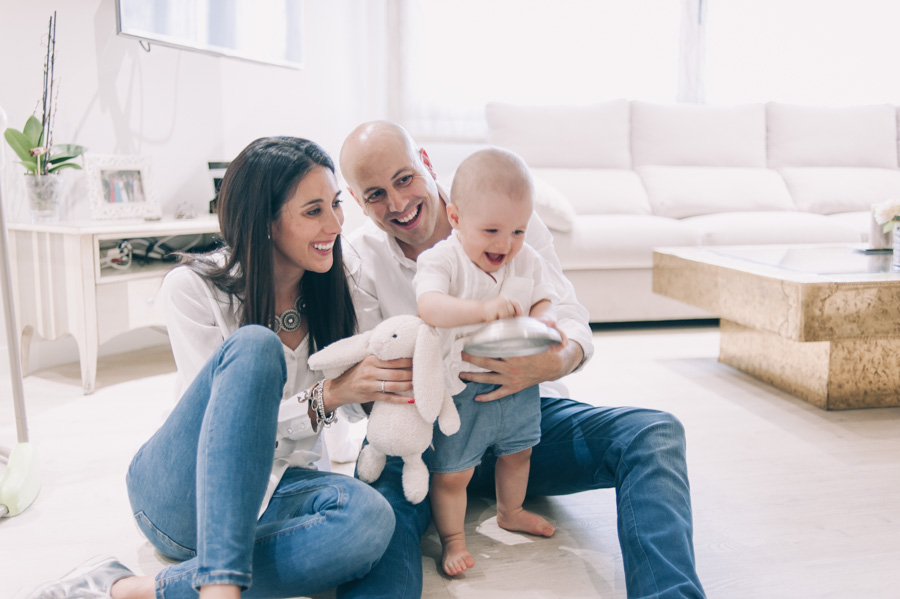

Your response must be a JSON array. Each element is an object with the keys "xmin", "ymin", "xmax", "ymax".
[{"xmin": 84, "ymin": 154, "xmax": 161, "ymax": 220}]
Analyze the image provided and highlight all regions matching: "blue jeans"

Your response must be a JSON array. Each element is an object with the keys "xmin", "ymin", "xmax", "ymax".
[
  {"xmin": 126, "ymin": 325, "xmax": 395, "ymax": 598},
  {"xmin": 338, "ymin": 397, "xmax": 705, "ymax": 599},
  {"xmin": 430, "ymin": 382, "xmax": 540, "ymax": 472}
]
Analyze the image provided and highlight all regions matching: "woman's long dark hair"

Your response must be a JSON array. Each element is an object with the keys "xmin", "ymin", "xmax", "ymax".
[{"xmin": 181, "ymin": 136, "xmax": 356, "ymax": 353}]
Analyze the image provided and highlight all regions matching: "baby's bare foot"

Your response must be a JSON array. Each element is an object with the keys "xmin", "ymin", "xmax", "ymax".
[
  {"xmin": 497, "ymin": 508, "xmax": 556, "ymax": 537},
  {"xmin": 441, "ymin": 539, "xmax": 475, "ymax": 576}
]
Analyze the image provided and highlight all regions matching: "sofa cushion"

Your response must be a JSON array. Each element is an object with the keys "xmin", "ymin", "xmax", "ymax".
[
  {"xmin": 777, "ymin": 167, "xmax": 900, "ymax": 214},
  {"xmin": 682, "ymin": 212, "xmax": 863, "ymax": 246},
  {"xmin": 532, "ymin": 168, "xmax": 651, "ymax": 216},
  {"xmin": 631, "ymin": 101, "xmax": 767, "ymax": 167},
  {"xmin": 767, "ymin": 103, "xmax": 898, "ymax": 168},
  {"xmin": 638, "ymin": 166, "xmax": 794, "ymax": 219},
  {"xmin": 531, "ymin": 175, "xmax": 578, "ymax": 232},
  {"xmin": 552, "ymin": 215, "xmax": 702, "ymax": 270},
  {"xmin": 826, "ymin": 211, "xmax": 872, "ymax": 243},
  {"xmin": 485, "ymin": 100, "xmax": 631, "ymax": 168}
]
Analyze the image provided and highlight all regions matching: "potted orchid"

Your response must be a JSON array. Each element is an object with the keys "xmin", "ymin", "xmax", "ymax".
[
  {"xmin": 2, "ymin": 12, "xmax": 85, "ymax": 221},
  {"xmin": 4, "ymin": 115, "xmax": 84, "ymax": 176}
]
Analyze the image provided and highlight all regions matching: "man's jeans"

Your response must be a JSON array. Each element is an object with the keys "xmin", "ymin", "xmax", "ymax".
[
  {"xmin": 126, "ymin": 325, "xmax": 395, "ymax": 598},
  {"xmin": 338, "ymin": 396, "xmax": 705, "ymax": 599}
]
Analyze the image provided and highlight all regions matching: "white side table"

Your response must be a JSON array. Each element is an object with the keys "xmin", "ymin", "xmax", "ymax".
[{"xmin": 6, "ymin": 217, "xmax": 220, "ymax": 394}]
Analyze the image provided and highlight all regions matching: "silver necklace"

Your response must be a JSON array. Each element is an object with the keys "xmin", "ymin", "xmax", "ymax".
[{"xmin": 273, "ymin": 297, "xmax": 303, "ymax": 333}]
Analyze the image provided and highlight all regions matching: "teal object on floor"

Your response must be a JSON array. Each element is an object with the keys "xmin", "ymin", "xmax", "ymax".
[{"xmin": 0, "ymin": 443, "xmax": 40, "ymax": 517}]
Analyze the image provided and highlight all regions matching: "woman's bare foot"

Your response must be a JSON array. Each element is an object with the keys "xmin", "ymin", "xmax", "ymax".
[
  {"xmin": 441, "ymin": 538, "xmax": 475, "ymax": 576},
  {"xmin": 497, "ymin": 507, "xmax": 555, "ymax": 537}
]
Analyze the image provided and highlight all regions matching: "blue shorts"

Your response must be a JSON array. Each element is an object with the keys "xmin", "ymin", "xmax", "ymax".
[{"xmin": 429, "ymin": 382, "xmax": 541, "ymax": 474}]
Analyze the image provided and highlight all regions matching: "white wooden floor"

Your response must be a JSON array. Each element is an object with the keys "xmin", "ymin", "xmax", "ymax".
[{"xmin": 2, "ymin": 323, "xmax": 898, "ymax": 598}]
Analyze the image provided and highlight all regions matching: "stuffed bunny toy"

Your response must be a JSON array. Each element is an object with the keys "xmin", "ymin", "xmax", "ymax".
[{"xmin": 308, "ymin": 314, "xmax": 460, "ymax": 504}]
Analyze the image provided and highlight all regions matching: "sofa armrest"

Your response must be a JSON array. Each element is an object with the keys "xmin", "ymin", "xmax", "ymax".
[{"xmin": 532, "ymin": 175, "xmax": 577, "ymax": 232}]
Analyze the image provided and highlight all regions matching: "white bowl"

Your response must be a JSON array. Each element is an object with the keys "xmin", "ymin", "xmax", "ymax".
[{"xmin": 462, "ymin": 317, "xmax": 562, "ymax": 358}]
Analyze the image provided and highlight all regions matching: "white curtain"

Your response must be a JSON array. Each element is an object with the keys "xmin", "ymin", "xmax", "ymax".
[{"xmin": 678, "ymin": 0, "xmax": 706, "ymax": 103}]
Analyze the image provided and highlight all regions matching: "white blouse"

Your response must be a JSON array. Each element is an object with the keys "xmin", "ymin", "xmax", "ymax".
[{"xmin": 161, "ymin": 259, "xmax": 363, "ymax": 515}]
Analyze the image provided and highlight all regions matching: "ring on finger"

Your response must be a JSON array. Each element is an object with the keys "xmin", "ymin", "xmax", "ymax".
[{"xmin": 381, "ymin": 380, "xmax": 385, "ymax": 393}]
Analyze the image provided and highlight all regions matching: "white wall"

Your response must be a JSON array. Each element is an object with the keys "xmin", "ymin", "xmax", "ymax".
[{"xmin": 0, "ymin": 0, "xmax": 388, "ymax": 375}]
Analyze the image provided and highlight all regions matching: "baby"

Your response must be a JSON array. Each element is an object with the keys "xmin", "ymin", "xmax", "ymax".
[{"xmin": 414, "ymin": 147, "xmax": 565, "ymax": 576}]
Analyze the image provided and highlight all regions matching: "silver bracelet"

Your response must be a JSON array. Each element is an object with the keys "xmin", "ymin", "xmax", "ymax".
[
  {"xmin": 297, "ymin": 385, "xmax": 313, "ymax": 407},
  {"xmin": 310, "ymin": 379, "xmax": 336, "ymax": 428}
]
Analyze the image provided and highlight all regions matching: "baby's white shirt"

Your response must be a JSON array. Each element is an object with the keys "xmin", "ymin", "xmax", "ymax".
[{"xmin": 414, "ymin": 232, "xmax": 558, "ymax": 394}]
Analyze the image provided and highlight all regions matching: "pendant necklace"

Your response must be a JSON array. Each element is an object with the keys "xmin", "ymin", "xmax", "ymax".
[{"xmin": 273, "ymin": 297, "xmax": 304, "ymax": 333}]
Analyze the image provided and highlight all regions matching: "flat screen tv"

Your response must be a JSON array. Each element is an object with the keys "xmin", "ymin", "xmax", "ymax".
[{"xmin": 115, "ymin": 0, "xmax": 303, "ymax": 69}]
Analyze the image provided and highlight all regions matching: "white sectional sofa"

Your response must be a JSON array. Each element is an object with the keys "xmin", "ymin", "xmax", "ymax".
[{"xmin": 471, "ymin": 100, "xmax": 900, "ymax": 322}]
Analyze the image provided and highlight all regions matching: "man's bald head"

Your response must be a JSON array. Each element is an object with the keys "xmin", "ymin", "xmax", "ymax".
[
  {"xmin": 338, "ymin": 120, "xmax": 450, "ymax": 260},
  {"xmin": 340, "ymin": 121, "xmax": 419, "ymax": 194}
]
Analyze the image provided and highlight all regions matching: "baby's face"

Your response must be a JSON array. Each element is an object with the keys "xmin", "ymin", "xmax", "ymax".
[{"xmin": 453, "ymin": 191, "xmax": 532, "ymax": 274}]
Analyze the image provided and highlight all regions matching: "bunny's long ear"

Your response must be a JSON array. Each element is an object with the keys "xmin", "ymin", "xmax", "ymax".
[
  {"xmin": 412, "ymin": 323, "xmax": 446, "ymax": 423},
  {"xmin": 308, "ymin": 330, "xmax": 374, "ymax": 379}
]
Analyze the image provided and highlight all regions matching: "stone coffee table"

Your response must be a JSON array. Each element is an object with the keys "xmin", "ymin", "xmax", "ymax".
[{"xmin": 653, "ymin": 244, "xmax": 900, "ymax": 410}]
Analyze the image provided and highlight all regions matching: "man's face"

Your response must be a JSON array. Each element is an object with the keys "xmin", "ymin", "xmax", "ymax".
[{"xmin": 344, "ymin": 133, "xmax": 445, "ymax": 257}]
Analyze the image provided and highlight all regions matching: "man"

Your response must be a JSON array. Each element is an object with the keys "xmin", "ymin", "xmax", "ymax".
[{"xmin": 337, "ymin": 121, "xmax": 705, "ymax": 599}]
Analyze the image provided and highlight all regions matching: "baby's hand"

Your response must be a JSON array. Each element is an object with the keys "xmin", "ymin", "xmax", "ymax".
[{"xmin": 483, "ymin": 295, "xmax": 523, "ymax": 321}]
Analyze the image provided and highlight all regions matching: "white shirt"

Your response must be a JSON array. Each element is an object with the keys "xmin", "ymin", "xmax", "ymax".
[
  {"xmin": 414, "ymin": 231, "xmax": 558, "ymax": 394},
  {"xmin": 344, "ymin": 185, "xmax": 594, "ymax": 398},
  {"xmin": 161, "ymin": 259, "xmax": 363, "ymax": 515}
]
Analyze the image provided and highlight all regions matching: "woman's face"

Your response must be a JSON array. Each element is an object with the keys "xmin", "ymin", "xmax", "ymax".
[{"xmin": 271, "ymin": 165, "xmax": 344, "ymax": 278}]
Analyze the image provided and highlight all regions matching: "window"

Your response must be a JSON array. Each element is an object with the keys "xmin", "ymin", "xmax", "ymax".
[
  {"xmin": 706, "ymin": 0, "xmax": 900, "ymax": 105},
  {"xmin": 393, "ymin": 0, "xmax": 900, "ymax": 140},
  {"xmin": 393, "ymin": 0, "xmax": 681, "ymax": 139}
]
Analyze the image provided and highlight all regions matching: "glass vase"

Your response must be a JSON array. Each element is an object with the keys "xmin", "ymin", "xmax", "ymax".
[
  {"xmin": 893, "ymin": 225, "xmax": 900, "ymax": 268},
  {"xmin": 870, "ymin": 214, "xmax": 893, "ymax": 250},
  {"xmin": 23, "ymin": 173, "xmax": 63, "ymax": 223}
]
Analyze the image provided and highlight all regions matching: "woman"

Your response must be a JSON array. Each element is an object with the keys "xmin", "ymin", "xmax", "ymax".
[{"xmin": 28, "ymin": 137, "xmax": 414, "ymax": 599}]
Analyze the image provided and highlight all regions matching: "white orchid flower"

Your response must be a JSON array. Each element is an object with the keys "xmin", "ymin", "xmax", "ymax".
[{"xmin": 872, "ymin": 198, "xmax": 900, "ymax": 225}]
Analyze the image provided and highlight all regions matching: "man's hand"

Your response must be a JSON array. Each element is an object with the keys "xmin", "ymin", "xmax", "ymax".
[{"xmin": 459, "ymin": 337, "xmax": 584, "ymax": 402}]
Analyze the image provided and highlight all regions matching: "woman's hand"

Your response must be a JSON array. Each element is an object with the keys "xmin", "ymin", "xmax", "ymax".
[{"xmin": 324, "ymin": 354, "xmax": 415, "ymax": 412}]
